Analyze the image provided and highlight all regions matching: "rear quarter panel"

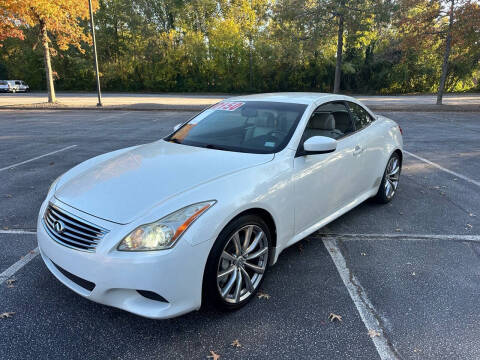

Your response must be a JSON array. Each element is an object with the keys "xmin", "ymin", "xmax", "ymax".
[{"xmin": 374, "ymin": 115, "xmax": 403, "ymax": 169}]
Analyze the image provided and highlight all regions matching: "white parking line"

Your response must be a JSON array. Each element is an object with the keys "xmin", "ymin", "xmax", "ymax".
[
  {"xmin": 323, "ymin": 237, "xmax": 398, "ymax": 360},
  {"xmin": 318, "ymin": 233, "xmax": 480, "ymax": 242},
  {"xmin": 0, "ymin": 145, "xmax": 77, "ymax": 172},
  {"xmin": 0, "ymin": 229, "xmax": 36, "ymax": 235},
  {"xmin": 404, "ymin": 150, "xmax": 480, "ymax": 187},
  {"xmin": 0, "ymin": 247, "xmax": 39, "ymax": 285},
  {"xmin": 95, "ymin": 111, "xmax": 132, "ymax": 121}
]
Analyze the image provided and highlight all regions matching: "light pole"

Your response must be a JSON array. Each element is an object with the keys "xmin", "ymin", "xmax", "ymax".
[{"xmin": 88, "ymin": 0, "xmax": 102, "ymax": 107}]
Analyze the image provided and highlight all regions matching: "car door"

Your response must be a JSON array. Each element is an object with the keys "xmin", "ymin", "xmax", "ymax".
[
  {"xmin": 293, "ymin": 102, "xmax": 363, "ymax": 234},
  {"xmin": 346, "ymin": 101, "xmax": 381, "ymax": 194}
]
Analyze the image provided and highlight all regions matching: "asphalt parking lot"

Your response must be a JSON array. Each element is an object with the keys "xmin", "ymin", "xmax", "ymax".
[{"xmin": 0, "ymin": 109, "xmax": 479, "ymax": 359}]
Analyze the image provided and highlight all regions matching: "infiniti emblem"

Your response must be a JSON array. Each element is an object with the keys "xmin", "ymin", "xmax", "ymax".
[{"xmin": 53, "ymin": 220, "xmax": 65, "ymax": 234}]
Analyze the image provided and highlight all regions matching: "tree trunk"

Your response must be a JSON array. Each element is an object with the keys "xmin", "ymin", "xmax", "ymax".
[
  {"xmin": 333, "ymin": 12, "xmax": 344, "ymax": 94},
  {"xmin": 40, "ymin": 20, "xmax": 56, "ymax": 103},
  {"xmin": 436, "ymin": 0, "xmax": 454, "ymax": 105},
  {"xmin": 249, "ymin": 38, "xmax": 253, "ymax": 90}
]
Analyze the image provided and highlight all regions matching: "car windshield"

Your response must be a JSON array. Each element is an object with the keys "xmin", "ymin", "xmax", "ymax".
[{"xmin": 166, "ymin": 101, "xmax": 307, "ymax": 154}]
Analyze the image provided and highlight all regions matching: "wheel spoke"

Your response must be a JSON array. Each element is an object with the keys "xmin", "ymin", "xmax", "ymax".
[
  {"xmin": 246, "ymin": 247, "xmax": 268, "ymax": 260},
  {"xmin": 387, "ymin": 159, "xmax": 393, "ymax": 173},
  {"xmin": 240, "ymin": 267, "xmax": 254, "ymax": 292},
  {"xmin": 234, "ymin": 269, "xmax": 243, "ymax": 302},
  {"xmin": 391, "ymin": 159, "xmax": 398, "ymax": 171},
  {"xmin": 244, "ymin": 261, "xmax": 265, "ymax": 274},
  {"xmin": 217, "ymin": 266, "xmax": 236, "ymax": 280},
  {"xmin": 242, "ymin": 225, "xmax": 253, "ymax": 250},
  {"xmin": 221, "ymin": 251, "xmax": 236, "ymax": 262},
  {"xmin": 221, "ymin": 269, "xmax": 237, "ymax": 297},
  {"xmin": 244, "ymin": 231, "xmax": 263, "ymax": 255},
  {"xmin": 232, "ymin": 232, "xmax": 242, "ymax": 256},
  {"xmin": 390, "ymin": 178, "xmax": 398, "ymax": 190},
  {"xmin": 385, "ymin": 180, "xmax": 392, "ymax": 197},
  {"xmin": 388, "ymin": 165, "xmax": 400, "ymax": 176}
]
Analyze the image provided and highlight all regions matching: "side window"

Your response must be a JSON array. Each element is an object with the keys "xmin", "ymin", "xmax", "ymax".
[
  {"xmin": 347, "ymin": 102, "xmax": 374, "ymax": 131},
  {"xmin": 302, "ymin": 102, "xmax": 354, "ymax": 141},
  {"xmin": 15, "ymin": 81, "xmax": 21, "ymax": 85}
]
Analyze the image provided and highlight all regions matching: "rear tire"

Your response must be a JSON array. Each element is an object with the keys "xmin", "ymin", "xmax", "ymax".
[
  {"xmin": 203, "ymin": 215, "xmax": 271, "ymax": 311},
  {"xmin": 374, "ymin": 152, "xmax": 401, "ymax": 203}
]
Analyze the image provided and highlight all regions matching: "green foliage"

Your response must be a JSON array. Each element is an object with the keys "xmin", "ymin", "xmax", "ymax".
[{"xmin": 0, "ymin": 0, "xmax": 479, "ymax": 93}]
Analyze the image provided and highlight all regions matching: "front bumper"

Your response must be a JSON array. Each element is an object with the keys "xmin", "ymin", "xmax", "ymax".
[{"xmin": 37, "ymin": 200, "xmax": 212, "ymax": 319}]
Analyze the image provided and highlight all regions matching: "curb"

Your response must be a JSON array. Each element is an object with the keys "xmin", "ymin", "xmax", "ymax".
[
  {"xmin": 0, "ymin": 105, "xmax": 207, "ymax": 112},
  {"xmin": 0, "ymin": 104, "xmax": 479, "ymax": 112}
]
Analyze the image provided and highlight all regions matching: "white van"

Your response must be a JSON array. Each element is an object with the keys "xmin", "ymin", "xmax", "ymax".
[{"xmin": 0, "ymin": 80, "xmax": 30, "ymax": 93}]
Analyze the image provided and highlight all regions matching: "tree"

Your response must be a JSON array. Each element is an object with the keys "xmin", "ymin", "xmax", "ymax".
[
  {"xmin": 275, "ymin": 0, "xmax": 388, "ymax": 93},
  {"xmin": 0, "ymin": 1, "xmax": 24, "ymax": 43},
  {"xmin": 0, "ymin": 0, "xmax": 97, "ymax": 102},
  {"xmin": 326, "ymin": 0, "xmax": 390, "ymax": 93},
  {"xmin": 437, "ymin": 0, "xmax": 454, "ymax": 104},
  {"xmin": 397, "ymin": 0, "xmax": 480, "ymax": 104},
  {"xmin": 1, "ymin": 0, "xmax": 478, "ymax": 94}
]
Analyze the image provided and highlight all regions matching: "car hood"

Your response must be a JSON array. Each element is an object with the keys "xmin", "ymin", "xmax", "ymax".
[{"xmin": 54, "ymin": 140, "xmax": 273, "ymax": 224}]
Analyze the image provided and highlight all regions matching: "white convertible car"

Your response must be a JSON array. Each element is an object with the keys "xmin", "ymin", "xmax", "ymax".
[{"xmin": 37, "ymin": 93, "xmax": 403, "ymax": 318}]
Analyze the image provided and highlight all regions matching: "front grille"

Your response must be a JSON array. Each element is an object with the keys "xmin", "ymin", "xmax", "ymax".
[{"xmin": 43, "ymin": 203, "xmax": 109, "ymax": 252}]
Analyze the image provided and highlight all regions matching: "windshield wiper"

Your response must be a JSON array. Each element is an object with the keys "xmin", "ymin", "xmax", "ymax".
[{"xmin": 204, "ymin": 144, "xmax": 228, "ymax": 151}]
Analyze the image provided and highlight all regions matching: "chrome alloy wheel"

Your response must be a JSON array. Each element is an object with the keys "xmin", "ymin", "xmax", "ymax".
[
  {"xmin": 216, "ymin": 225, "xmax": 269, "ymax": 304},
  {"xmin": 384, "ymin": 156, "xmax": 400, "ymax": 199}
]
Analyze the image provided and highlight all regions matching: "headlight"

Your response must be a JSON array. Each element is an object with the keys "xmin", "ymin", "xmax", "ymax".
[{"xmin": 117, "ymin": 201, "xmax": 216, "ymax": 251}]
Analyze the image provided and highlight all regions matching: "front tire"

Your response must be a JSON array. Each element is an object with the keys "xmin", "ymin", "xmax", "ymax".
[
  {"xmin": 374, "ymin": 152, "xmax": 401, "ymax": 203},
  {"xmin": 204, "ymin": 215, "xmax": 271, "ymax": 311}
]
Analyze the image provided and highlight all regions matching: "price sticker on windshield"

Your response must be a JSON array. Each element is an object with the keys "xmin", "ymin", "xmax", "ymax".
[{"xmin": 211, "ymin": 101, "xmax": 245, "ymax": 111}]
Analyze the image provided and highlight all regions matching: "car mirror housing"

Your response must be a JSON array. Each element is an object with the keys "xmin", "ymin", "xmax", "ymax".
[{"xmin": 301, "ymin": 136, "xmax": 337, "ymax": 155}]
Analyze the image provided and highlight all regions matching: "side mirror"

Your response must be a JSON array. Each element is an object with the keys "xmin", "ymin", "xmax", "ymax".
[
  {"xmin": 173, "ymin": 123, "xmax": 182, "ymax": 131},
  {"xmin": 302, "ymin": 136, "xmax": 337, "ymax": 155}
]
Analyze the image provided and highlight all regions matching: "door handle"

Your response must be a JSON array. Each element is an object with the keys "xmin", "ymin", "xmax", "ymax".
[{"xmin": 353, "ymin": 145, "xmax": 363, "ymax": 156}]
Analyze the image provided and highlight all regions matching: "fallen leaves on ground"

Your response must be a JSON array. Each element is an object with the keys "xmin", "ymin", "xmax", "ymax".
[
  {"xmin": 231, "ymin": 339, "xmax": 241, "ymax": 348},
  {"xmin": 257, "ymin": 291, "xmax": 270, "ymax": 300},
  {"xmin": 395, "ymin": 228, "xmax": 402, "ymax": 232},
  {"xmin": 0, "ymin": 312, "xmax": 15, "ymax": 318},
  {"xmin": 466, "ymin": 224, "xmax": 473, "ymax": 229},
  {"xmin": 328, "ymin": 313, "xmax": 342, "ymax": 322},
  {"xmin": 368, "ymin": 329, "xmax": 380, "ymax": 338},
  {"xmin": 6, "ymin": 279, "xmax": 16, "ymax": 288},
  {"xmin": 207, "ymin": 350, "xmax": 220, "ymax": 360},
  {"xmin": 360, "ymin": 252, "xmax": 367, "ymax": 256},
  {"xmin": 5, "ymin": 194, "xmax": 13, "ymax": 198},
  {"xmin": 412, "ymin": 272, "xmax": 416, "ymax": 276}
]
